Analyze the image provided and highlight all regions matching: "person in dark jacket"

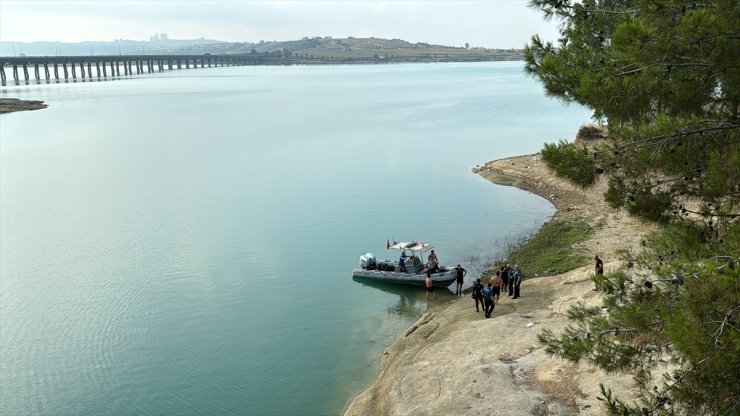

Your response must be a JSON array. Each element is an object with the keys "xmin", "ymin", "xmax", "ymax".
[
  {"xmin": 471, "ymin": 278, "xmax": 485, "ymax": 312},
  {"xmin": 593, "ymin": 255, "xmax": 604, "ymax": 290},
  {"xmin": 594, "ymin": 255, "xmax": 604, "ymax": 275}
]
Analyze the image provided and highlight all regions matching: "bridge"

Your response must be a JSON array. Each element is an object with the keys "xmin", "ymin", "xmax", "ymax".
[{"xmin": 0, "ymin": 54, "xmax": 261, "ymax": 85}]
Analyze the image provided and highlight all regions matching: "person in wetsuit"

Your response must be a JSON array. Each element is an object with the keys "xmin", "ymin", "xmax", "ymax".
[
  {"xmin": 472, "ymin": 278, "xmax": 485, "ymax": 312},
  {"xmin": 454, "ymin": 264, "xmax": 467, "ymax": 297}
]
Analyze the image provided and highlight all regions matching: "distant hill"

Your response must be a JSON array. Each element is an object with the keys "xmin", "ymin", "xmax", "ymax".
[
  {"xmin": 0, "ymin": 36, "xmax": 523, "ymax": 63},
  {"xmin": 198, "ymin": 37, "xmax": 523, "ymax": 62}
]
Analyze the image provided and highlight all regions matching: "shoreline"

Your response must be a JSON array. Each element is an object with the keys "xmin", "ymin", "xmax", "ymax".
[{"xmin": 344, "ymin": 152, "xmax": 652, "ymax": 415}]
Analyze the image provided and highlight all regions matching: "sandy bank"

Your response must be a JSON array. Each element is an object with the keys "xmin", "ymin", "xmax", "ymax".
[
  {"xmin": 0, "ymin": 98, "xmax": 48, "ymax": 114},
  {"xmin": 345, "ymin": 153, "xmax": 654, "ymax": 415}
]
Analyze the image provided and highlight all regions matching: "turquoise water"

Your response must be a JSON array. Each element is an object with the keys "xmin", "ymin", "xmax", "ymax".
[{"xmin": 0, "ymin": 62, "xmax": 590, "ymax": 415}]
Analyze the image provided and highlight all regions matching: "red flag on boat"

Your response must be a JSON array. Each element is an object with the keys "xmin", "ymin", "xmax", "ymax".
[{"xmin": 387, "ymin": 239, "xmax": 390, "ymax": 250}]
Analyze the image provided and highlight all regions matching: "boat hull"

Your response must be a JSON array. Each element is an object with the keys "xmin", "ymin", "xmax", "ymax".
[{"xmin": 351, "ymin": 268, "xmax": 456, "ymax": 288}]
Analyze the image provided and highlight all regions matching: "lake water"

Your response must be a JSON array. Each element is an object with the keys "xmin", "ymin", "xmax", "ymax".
[{"xmin": 0, "ymin": 62, "xmax": 590, "ymax": 415}]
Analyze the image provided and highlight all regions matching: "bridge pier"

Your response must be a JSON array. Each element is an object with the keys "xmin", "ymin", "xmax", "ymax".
[
  {"xmin": 0, "ymin": 66, "xmax": 5, "ymax": 84},
  {"xmin": 71, "ymin": 62, "xmax": 77, "ymax": 79},
  {"xmin": 63, "ymin": 63, "xmax": 69, "ymax": 79},
  {"xmin": 79, "ymin": 62, "xmax": 85, "ymax": 78},
  {"xmin": 34, "ymin": 63, "xmax": 40, "ymax": 81},
  {"xmin": 44, "ymin": 63, "xmax": 50, "ymax": 80}
]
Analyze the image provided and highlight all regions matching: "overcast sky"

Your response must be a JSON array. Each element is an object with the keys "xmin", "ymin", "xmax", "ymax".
[{"xmin": 0, "ymin": 1, "xmax": 562, "ymax": 48}]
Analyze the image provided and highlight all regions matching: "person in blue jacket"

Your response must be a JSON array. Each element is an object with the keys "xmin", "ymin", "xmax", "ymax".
[
  {"xmin": 398, "ymin": 252, "xmax": 407, "ymax": 272},
  {"xmin": 482, "ymin": 283, "xmax": 495, "ymax": 318},
  {"xmin": 511, "ymin": 266, "xmax": 522, "ymax": 299}
]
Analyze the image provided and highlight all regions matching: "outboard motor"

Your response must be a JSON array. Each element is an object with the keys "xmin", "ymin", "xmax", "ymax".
[{"xmin": 359, "ymin": 252, "xmax": 377, "ymax": 270}]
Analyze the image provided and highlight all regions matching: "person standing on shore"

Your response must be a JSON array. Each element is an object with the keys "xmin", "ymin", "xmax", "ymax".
[
  {"xmin": 500, "ymin": 265, "xmax": 510, "ymax": 292},
  {"xmin": 593, "ymin": 255, "xmax": 604, "ymax": 290},
  {"xmin": 425, "ymin": 271, "xmax": 436, "ymax": 301},
  {"xmin": 507, "ymin": 266, "xmax": 516, "ymax": 297},
  {"xmin": 594, "ymin": 255, "xmax": 604, "ymax": 275},
  {"xmin": 490, "ymin": 272, "xmax": 503, "ymax": 303},
  {"xmin": 482, "ymin": 283, "xmax": 495, "ymax": 318},
  {"xmin": 511, "ymin": 265, "xmax": 522, "ymax": 299},
  {"xmin": 454, "ymin": 264, "xmax": 467, "ymax": 297},
  {"xmin": 472, "ymin": 278, "xmax": 485, "ymax": 312}
]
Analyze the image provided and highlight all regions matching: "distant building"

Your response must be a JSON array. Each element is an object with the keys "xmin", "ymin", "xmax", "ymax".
[{"xmin": 149, "ymin": 33, "xmax": 167, "ymax": 42}]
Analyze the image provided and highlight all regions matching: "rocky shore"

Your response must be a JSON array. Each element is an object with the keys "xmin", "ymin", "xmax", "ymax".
[
  {"xmin": 345, "ymin": 152, "xmax": 654, "ymax": 415},
  {"xmin": 0, "ymin": 98, "xmax": 48, "ymax": 114}
]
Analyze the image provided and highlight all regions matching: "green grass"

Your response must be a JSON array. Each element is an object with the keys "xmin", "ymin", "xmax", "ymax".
[{"xmin": 503, "ymin": 217, "xmax": 595, "ymax": 278}]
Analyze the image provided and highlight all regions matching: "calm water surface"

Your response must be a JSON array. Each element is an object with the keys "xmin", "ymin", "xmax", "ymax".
[{"xmin": 0, "ymin": 62, "xmax": 590, "ymax": 415}]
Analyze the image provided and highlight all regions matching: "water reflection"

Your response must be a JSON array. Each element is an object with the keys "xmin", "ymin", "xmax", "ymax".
[{"xmin": 352, "ymin": 276, "xmax": 455, "ymax": 319}]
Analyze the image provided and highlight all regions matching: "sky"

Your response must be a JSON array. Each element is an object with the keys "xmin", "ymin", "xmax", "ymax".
[{"xmin": 0, "ymin": 0, "xmax": 562, "ymax": 48}]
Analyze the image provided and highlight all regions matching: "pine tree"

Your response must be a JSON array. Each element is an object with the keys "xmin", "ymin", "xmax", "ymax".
[
  {"xmin": 524, "ymin": 0, "xmax": 740, "ymax": 414},
  {"xmin": 526, "ymin": 0, "xmax": 739, "ymax": 225}
]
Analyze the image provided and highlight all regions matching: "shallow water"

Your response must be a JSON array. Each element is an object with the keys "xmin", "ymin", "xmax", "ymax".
[{"xmin": 0, "ymin": 62, "xmax": 590, "ymax": 415}]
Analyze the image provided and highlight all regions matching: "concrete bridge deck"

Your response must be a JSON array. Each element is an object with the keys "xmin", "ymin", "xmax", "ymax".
[{"xmin": 0, "ymin": 54, "xmax": 257, "ymax": 85}]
